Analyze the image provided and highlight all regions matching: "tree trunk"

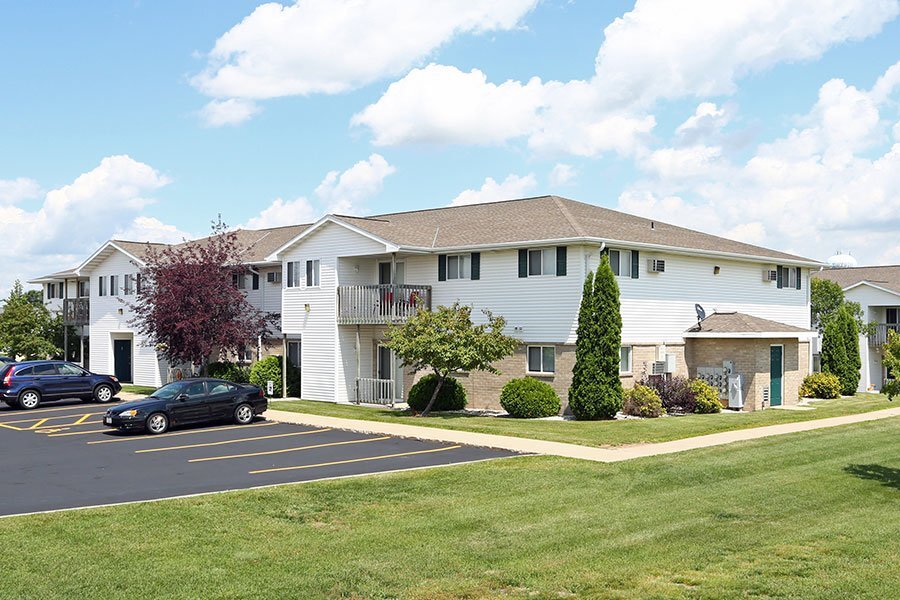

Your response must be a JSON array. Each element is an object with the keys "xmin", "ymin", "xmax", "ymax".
[{"xmin": 419, "ymin": 374, "xmax": 445, "ymax": 417}]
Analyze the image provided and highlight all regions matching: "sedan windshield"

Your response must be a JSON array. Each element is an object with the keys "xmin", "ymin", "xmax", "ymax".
[{"xmin": 149, "ymin": 382, "xmax": 186, "ymax": 400}]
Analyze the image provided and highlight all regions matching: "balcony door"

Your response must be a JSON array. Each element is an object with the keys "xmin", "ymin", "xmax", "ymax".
[
  {"xmin": 378, "ymin": 261, "xmax": 405, "ymax": 285},
  {"xmin": 376, "ymin": 344, "xmax": 403, "ymax": 401}
]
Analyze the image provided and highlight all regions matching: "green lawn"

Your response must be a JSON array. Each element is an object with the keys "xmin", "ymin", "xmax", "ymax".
[
  {"xmin": 1, "ymin": 419, "xmax": 898, "ymax": 598},
  {"xmin": 273, "ymin": 393, "xmax": 895, "ymax": 447},
  {"xmin": 120, "ymin": 384, "xmax": 157, "ymax": 395}
]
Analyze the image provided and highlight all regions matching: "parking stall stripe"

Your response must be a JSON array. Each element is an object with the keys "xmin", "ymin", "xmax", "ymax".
[
  {"xmin": 73, "ymin": 413, "xmax": 92, "ymax": 425},
  {"xmin": 29, "ymin": 418, "xmax": 49, "ymax": 429},
  {"xmin": 47, "ymin": 428, "xmax": 110, "ymax": 437},
  {"xmin": 188, "ymin": 436, "xmax": 392, "ymax": 463},
  {"xmin": 0, "ymin": 404, "xmax": 116, "ymax": 418},
  {"xmin": 0, "ymin": 422, "xmax": 26, "ymax": 431},
  {"xmin": 85, "ymin": 421, "xmax": 277, "ymax": 444},
  {"xmin": 135, "ymin": 428, "xmax": 332, "ymax": 454},
  {"xmin": 248, "ymin": 445, "xmax": 463, "ymax": 475},
  {"xmin": 1, "ymin": 412, "xmax": 102, "ymax": 425}
]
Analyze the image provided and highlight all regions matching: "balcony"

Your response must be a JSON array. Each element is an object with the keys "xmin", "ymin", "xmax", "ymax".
[
  {"xmin": 869, "ymin": 323, "xmax": 900, "ymax": 347},
  {"xmin": 63, "ymin": 298, "xmax": 90, "ymax": 326},
  {"xmin": 337, "ymin": 284, "xmax": 431, "ymax": 325}
]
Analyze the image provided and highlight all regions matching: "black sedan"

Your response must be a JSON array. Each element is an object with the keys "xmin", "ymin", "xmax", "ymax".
[{"xmin": 103, "ymin": 378, "xmax": 267, "ymax": 435}]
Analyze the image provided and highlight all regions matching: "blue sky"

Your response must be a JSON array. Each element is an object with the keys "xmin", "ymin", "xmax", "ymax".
[{"xmin": 2, "ymin": 0, "xmax": 900, "ymax": 293}]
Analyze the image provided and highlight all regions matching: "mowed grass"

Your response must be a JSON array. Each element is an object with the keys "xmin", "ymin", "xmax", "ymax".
[
  {"xmin": 1, "ymin": 420, "xmax": 899, "ymax": 599},
  {"xmin": 120, "ymin": 384, "xmax": 157, "ymax": 395},
  {"xmin": 274, "ymin": 393, "xmax": 894, "ymax": 447}
]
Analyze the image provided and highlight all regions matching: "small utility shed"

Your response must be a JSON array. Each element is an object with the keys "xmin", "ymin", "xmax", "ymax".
[{"xmin": 684, "ymin": 312, "xmax": 815, "ymax": 411}]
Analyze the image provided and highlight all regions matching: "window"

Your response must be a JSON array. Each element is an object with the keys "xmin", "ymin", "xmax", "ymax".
[
  {"xmin": 46, "ymin": 283, "xmax": 56, "ymax": 300},
  {"xmin": 288, "ymin": 341, "xmax": 301, "ymax": 369},
  {"xmin": 208, "ymin": 381, "xmax": 232, "ymax": 395},
  {"xmin": 110, "ymin": 275, "xmax": 119, "ymax": 296},
  {"xmin": 306, "ymin": 259, "xmax": 320, "ymax": 287},
  {"xmin": 527, "ymin": 346, "xmax": 555, "ymax": 374},
  {"xmin": 608, "ymin": 250, "xmax": 633, "ymax": 278},
  {"xmin": 252, "ymin": 273, "xmax": 260, "ymax": 290},
  {"xmin": 184, "ymin": 381, "xmax": 206, "ymax": 397},
  {"xmin": 446, "ymin": 254, "xmax": 471, "ymax": 280},
  {"xmin": 57, "ymin": 363, "xmax": 85, "ymax": 376},
  {"xmin": 78, "ymin": 280, "xmax": 89, "ymax": 298},
  {"xmin": 777, "ymin": 266, "xmax": 801, "ymax": 290},
  {"xmin": 98, "ymin": 276, "xmax": 107, "ymax": 297},
  {"xmin": 136, "ymin": 273, "xmax": 143, "ymax": 294},
  {"xmin": 32, "ymin": 363, "xmax": 58, "ymax": 377},
  {"xmin": 123, "ymin": 274, "xmax": 134, "ymax": 296},
  {"xmin": 267, "ymin": 271, "xmax": 282, "ymax": 284},
  {"xmin": 237, "ymin": 347, "xmax": 254, "ymax": 363},
  {"xmin": 619, "ymin": 346, "xmax": 633, "ymax": 374},
  {"xmin": 232, "ymin": 273, "xmax": 246, "ymax": 289},
  {"xmin": 286, "ymin": 261, "xmax": 301, "ymax": 288},
  {"xmin": 519, "ymin": 247, "xmax": 565, "ymax": 278}
]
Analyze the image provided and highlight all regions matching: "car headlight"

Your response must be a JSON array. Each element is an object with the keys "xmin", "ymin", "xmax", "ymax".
[{"xmin": 120, "ymin": 409, "xmax": 140, "ymax": 418}]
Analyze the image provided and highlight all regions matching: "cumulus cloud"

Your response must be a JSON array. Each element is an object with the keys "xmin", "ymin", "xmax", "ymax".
[
  {"xmin": 449, "ymin": 173, "xmax": 537, "ymax": 206},
  {"xmin": 114, "ymin": 216, "xmax": 191, "ymax": 244},
  {"xmin": 0, "ymin": 177, "xmax": 41, "ymax": 203},
  {"xmin": 244, "ymin": 154, "xmax": 396, "ymax": 228},
  {"xmin": 355, "ymin": 0, "xmax": 898, "ymax": 156},
  {"xmin": 548, "ymin": 163, "xmax": 576, "ymax": 186},
  {"xmin": 191, "ymin": 0, "xmax": 537, "ymax": 125},
  {"xmin": 618, "ymin": 61, "xmax": 900, "ymax": 264},
  {"xmin": 199, "ymin": 98, "xmax": 261, "ymax": 127}
]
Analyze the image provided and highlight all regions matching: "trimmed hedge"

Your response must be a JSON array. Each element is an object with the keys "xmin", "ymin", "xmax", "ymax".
[
  {"xmin": 800, "ymin": 372, "xmax": 841, "ymax": 399},
  {"xmin": 500, "ymin": 377, "xmax": 561, "ymax": 418},
  {"xmin": 207, "ymin": 361, "xmax": 250, "ymax": 384},
  {"xmin": 249, "ymin": 356, "xmax": 300, "ymax": 397},
  {"xmin": 622, "ymin": 384, "xmax": 665, "ymax": 418},
  {"xmin": 690, "ymin": 379, "xmax": 722, "ymax": 414},
  {"xmin": 407, "ymin": 374, "xmax": 466, "ymax": 412}
]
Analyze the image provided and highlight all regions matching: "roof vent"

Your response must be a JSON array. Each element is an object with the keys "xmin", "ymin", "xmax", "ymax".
[{"xmin": 650, "ymin": 221, "xmax": 655, "ymax": 230}]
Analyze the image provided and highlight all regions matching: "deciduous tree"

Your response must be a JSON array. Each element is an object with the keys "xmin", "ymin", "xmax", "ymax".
[
  {"xmin": 0, "ymin": 281, "xmax": 60, "ymax": 359},
  {"xmin": 386, "ymin": 302, "xmax": 517, "ymax": 417}
]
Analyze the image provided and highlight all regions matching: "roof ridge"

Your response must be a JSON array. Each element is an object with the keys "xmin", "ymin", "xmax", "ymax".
[
  {"xmin": 552, "ymin": 196, "xmax": 586, "ymax": 237},
  {"xmin": 355, "ymin": 194, "xmax": 555, "ymax": 220}
]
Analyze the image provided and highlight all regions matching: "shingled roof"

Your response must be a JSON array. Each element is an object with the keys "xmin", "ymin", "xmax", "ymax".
[
  {"xmin": 332, "ymin": 195, "xmax": 815, "ymax": 263},
  {"xmin": 685, "ymin": 312, "xmax": 810, "ymax": 335},
  {"xmin": 812, "ymin": 266, "xmax": 900, "ymax": 296}
]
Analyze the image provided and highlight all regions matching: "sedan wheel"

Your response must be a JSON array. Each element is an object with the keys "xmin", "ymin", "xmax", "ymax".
[
  {"xmin": 145, "ymin": 412, "xmax": 169, "ymax": 435},
  {"xmin": 94, "ymin": 384, "xmax": 114, "ymax": 403},
  {"xmin": 234, "ymin": 403, "xmax": 254, "ymax": 425},
  {"xmin": 18, "ymin": 390, "xmax": 41, "ymax": 410}
]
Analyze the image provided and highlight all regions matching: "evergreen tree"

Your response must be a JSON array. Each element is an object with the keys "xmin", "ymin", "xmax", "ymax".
[
  {"xmin": 821, "ymin": 304, "xmax": 860, "ymax": 396},
  {"xmin": 0, "ymin": 281, "xmax": 60, "ymax": 360},
  {"xmin": 838, "ymin": 304, "xmax": 861, "ymax": 395},
  {"xmin": 569, "ymin": 255, "xmax": 623, "ymax": 419}
]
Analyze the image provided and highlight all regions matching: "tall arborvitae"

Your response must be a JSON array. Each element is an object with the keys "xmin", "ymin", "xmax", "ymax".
[
  {"xmin": 821, "ymin": 310, "xmax": 850, "ymax": 394},
  {"xmin": 838, "ymin": 304, "xmax": 861, "ymax": 395},
  {"xmin": 568, "ymin": 254, "xmax": 623, "ymax": 420}
]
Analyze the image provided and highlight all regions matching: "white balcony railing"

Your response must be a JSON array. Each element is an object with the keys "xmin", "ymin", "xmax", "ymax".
[
  {"xmin": 356, "ymin": 377, "xmax": 396, "ymax": 405},
  {"xmin": 869, "ymin": 323, "xmax": 900, "ymax": 347},
  {"xmin": 337, "ymin": 284, "xmax": 431, "ymax": 325}
]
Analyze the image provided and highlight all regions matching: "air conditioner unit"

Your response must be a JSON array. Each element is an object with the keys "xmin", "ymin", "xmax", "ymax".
[
  {"xmin": 763, "ymin": 269, "xmax": 778, "ymax": 282},
  {"xmin": 651, "ymin": 360, "xmax": 667, "ymax": 375},
  {"xmin": 647, "ymin": 258, "xmax": 666, "ymax": 273},
  {"xmin": 267, "ymin": 271, "xmax": 282, "ymax": 284}
]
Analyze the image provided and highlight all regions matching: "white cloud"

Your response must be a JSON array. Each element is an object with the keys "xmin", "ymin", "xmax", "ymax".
[
  {"xmin": 244, "ymin": 154, "xmax": 396, "ymax": 228},
  {"xmin": 450, "ymin": 173, "xmax": 537, "ymax": 206},
  {"xmin": 618, "ymin": 61, "xmax": 900, "ymax": 264},
  {"xmin": 0, "ymin": 177, "xmax": 41, "ymax": 203},
  {"xmin": 192, "ymin": 0, "xmax": 537, "ymax": 124},
  {"xmin": 199, "ymin": 98, "xmax": 261, "ymax": 127},
  {"xmin": 548, "ymin": 163, "xmax": 576, "ymax": 186},
  {"xmin": 675, "ymin": 102, "xmax": 731, "ymax": 144},
  {"xmin": 114, "ymin": 216, "xmax": 191, "ymax": 244},
  {"xmin": 355, "ymin": 0, "xmax": 898, "ymax": 156}
]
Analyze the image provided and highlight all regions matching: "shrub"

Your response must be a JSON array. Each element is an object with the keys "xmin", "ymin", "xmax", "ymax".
[
  {"xmin": 643, "ymin": 376, "xmax": 695, "ymax": 413},
  {"xmin": 799, "ymin": 372, "xmax": 841, "ymax": 399},
  {"xmin": 622, "ymin": 384, "xmax": 665, "ymax": 418},
  {"xmin": 407, "ymin": 374, "xmax": 466, "ymax": 412},
  {"xmin": 249, "ymin": 356, "xmax": 300, "ymax": 397},
  {"xmin": 207, "ymin": 361, "xmax": 250, "ymax": 384},
  {"xmin": 690, "ymin": 379, "xmax": 722, "ymax": 413},
  {"xmin": 500, "ymin": 378, "xmax": 561, "ymax": 418}
]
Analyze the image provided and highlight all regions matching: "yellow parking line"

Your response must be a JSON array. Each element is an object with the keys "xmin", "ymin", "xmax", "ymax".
[
  {"xmin": 86, "ymin": 421, "xmax": 276, "ymax": 444},
  {"xmin": 47, "ymin": 428, "xmax": 110, "ymax": 437},
  {"xmin": 249, "ymin": 445, "xmax": 463, "ymax": 475},
  {"xmin": 189, "ymin": 436, "xmax": 391, "ymax": 463},
  {"xmin": 136, "ymin": 428, "xmax": 331, "ymax": 454},
  {"xmin": 0, "ymin": 404, "xmax": 111, "ymax": 418},
  {"xmin": 29, "ymin": 418, "xmax": 49, "ymax": 430},
  {"xmin": 1, "ymin": 412, "xmax": 100, "ymax": 425},
  {"xmin": 0, "ymin": 422, "xmax": 26, "ymax": 431},
  {"xmin": 73, "ymin": 413, "xmax": 92, "ymax": 425}
]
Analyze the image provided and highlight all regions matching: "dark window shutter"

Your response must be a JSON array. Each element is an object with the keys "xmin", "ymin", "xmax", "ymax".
[
  {"xmin": 631, "ymin": 250, "xmax": 640, "ymax": 279},
  {"xmin": 470, "ymin": 252, "xmax": 480, "ymax": 280},
  {"xmin": 796, "ymin": 267, "xmax": 801, "ymax": 290},
  {"xmin": 438, "ymin": 255, "xmax": 447, "ymax": 281},
  {"xmin": 556, "ymin": 246, "xmax": 567, "ymax": 276},
  {"xmin": 306, "ymin": 261, "xmax": 313, "ymax": 287},
  {"xmin": 776, "ymin": 266, "xmax": 784, "ymax": 289},
  {"xmin": 518, "ymin": 249, "xmax": 528, "ymax": 278},
  {"xmin": 252, "ymin": 273, "xmax": 260, "ymax": 290}
]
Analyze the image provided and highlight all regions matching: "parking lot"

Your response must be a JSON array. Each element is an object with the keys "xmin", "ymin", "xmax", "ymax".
[{"xmin": 0, "ymin": 399, "xmax": 519, "ymax": 517}]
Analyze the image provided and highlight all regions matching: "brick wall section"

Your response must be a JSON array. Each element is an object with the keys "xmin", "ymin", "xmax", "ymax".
[{"xmin": 685, "ymin": 338, "xmax": 809, "ymax": 411}]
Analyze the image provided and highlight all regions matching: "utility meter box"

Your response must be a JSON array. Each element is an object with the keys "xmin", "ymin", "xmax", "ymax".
[{"xmin": 728, "ymin": 374, "xmax": 744, "ymax": 410}]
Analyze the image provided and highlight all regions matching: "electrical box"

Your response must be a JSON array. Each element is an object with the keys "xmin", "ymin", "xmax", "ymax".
[{"xmin": 728, "ymin": 374, "xmax": 744, "ymax": 409}]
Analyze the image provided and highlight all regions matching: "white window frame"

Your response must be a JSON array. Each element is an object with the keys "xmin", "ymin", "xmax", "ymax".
[
  {"xmin": 286, "ymin": 261, "xmax": 302, "ymax": 288},
  {"xmin": 110, "ymin": 275, "xmax": 119, "ymax": 297},
  {"xmin": 306, "ymin": 259, "xmax": 320, "ymax": 287},
  {"xmin": 526, "ymin": 345, "xmax": 556, "ymax": 374},
  {"xmin": 123, "ymin": 274, "xmax": 134, "ymax": 296},
  {"xmin": 608, "ymin": 249, "xmax": 633, "ymax": 278},
  {"xmin": 287, "ymin": 341, "xmax": 301, "ymax": 369},
  {"xmin": 445, "ymin": 254, "xmax": 471, "ymax": 280},
  {"xmin": 78, "ymin": 280, "xmax": 89, "ymax": 298},
  {"xmin": 619, "ymin": 346, "xmax": 633, "ymax": 375},
  {"xmin": 527, "ymin": 248, "xmax": 556, "ymax": 277}
]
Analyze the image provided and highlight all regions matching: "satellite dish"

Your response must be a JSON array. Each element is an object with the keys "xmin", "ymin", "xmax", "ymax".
[{"xmin": 695, "ymin": 304, "xmax": 706, "ymax": 322}]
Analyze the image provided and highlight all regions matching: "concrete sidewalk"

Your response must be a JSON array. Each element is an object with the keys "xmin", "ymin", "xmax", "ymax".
[{"xmin": 264, "ymin": 406, "xmax": 900, "ymax": 463}]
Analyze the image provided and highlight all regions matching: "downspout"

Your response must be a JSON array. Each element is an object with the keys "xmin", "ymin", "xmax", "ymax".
[
  {"xmin": 63, "ymin": 278, "xmax": 69, "ymax": 361},
  {"xmin": 356, "ymin": 325, "xmax": 361, "ymax": 404},
  {"xmin": 282, "ymin": 334, "xmax": 288, "ymax": 399}
]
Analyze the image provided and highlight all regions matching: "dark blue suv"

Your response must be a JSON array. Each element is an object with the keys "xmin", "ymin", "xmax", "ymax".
[{"xmin": 0, "ymin": 361, "xmax": 122, "ymax": 410}]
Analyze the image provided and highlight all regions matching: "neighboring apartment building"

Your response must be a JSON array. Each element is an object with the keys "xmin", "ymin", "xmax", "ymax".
[
  {"xmin": 812, "ymin": 266, "xmax": 900, "ymax": 392},
  {"xmin": 267, "ymin": 195, "xmax": 819, "ymax": 411},
  {"xmin": 28, "ymin": 268, "xmax": 91, "ymax": 367},
  {"xmin": 29, "ymin": 225, "xmax": 307, "ymax": 387}
]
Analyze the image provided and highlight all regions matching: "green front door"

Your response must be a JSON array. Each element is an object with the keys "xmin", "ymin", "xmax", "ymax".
[{"xmin": 770, "ymin": 345, "xmax": 783, "ymax": 407}]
